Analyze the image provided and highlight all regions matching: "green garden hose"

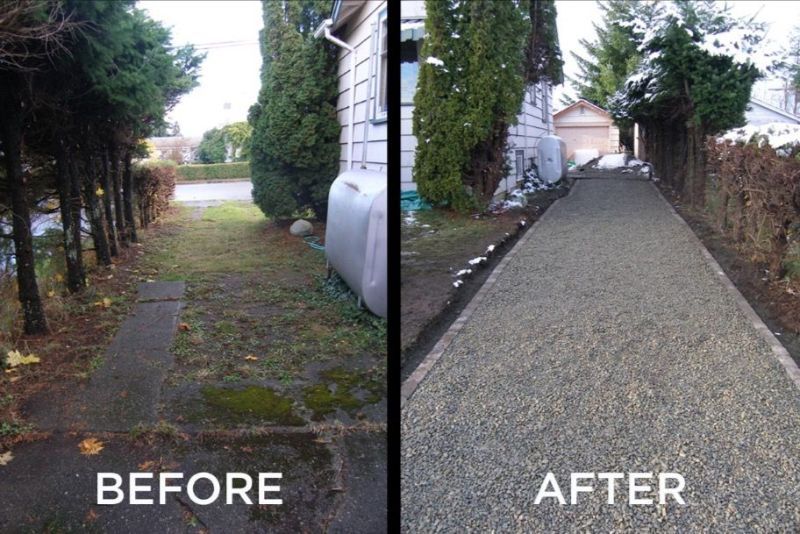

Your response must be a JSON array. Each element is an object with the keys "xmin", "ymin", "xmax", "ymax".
[{"xmin": 304, "ymin": 235, "xmax": 325, "ymax": 251}]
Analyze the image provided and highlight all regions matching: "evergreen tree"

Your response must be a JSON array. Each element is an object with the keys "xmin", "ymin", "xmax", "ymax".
[
  {"xmin": 609, "ymin": 0, "xmax": 767, "ymax": 206},
  {"xmin": 569, "ymin": 1, "xmax": 647, "ymax": 110},
  {"xmin": 413, "ymin": 0, "xmax": 562, "ymax": 210},
  {"xmin": 197, "ymin": 127, "xmax": 227, "ymax": 163},
  {"xmin": 249, "ymin": 0, "xmax": 339, "ymax": 220}
]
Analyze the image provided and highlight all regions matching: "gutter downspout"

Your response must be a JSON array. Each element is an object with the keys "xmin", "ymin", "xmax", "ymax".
[
  {"xmin": 361, "ymin": 22, "xmax": 377, "ymax": 169},
  {"xmin": 316, "ymin": 19, "xmax": 356, "ymax": 170}
]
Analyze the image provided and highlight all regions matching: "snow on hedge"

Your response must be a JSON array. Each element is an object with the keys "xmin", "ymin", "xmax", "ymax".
[{"xmin": 718, "ymin": 122, "xmax": 800, "ymax": 152}]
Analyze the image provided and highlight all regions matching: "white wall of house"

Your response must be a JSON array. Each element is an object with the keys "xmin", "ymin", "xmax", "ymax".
[
  {"xmin": 504, "ymin": 82, "xmax": 555, "ymax": 192},
  {"xmin": 400, "ymin": 1, "xmax": 556, "ymax": 195},
  {"xmin": 333, "ymin": 1, "xmax": 387, "ymax": 175}
]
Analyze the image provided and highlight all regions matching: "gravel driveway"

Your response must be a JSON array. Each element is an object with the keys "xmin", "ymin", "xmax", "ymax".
[{"xmin": 401, "ymin": 178, "xmax": 800, "ymax": 531}]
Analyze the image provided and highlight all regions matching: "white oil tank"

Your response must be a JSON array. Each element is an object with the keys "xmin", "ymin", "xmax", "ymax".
[
  {"xmin": 537, "ymin": 135, "xmax": 567, "ymax": 184},
  {"xmin": 325, "ymin": 169, "xmax": 387, "ymax": 318}
]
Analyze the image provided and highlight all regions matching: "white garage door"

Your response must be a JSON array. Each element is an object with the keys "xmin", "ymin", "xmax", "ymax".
[{"xmin": 556, "ymin": 126, "xmax": 609, "ymax": 159}]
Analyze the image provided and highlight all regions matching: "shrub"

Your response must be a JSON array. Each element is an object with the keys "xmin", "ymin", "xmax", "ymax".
[
  {"xmin": 705, "ymin": 138, "xmax": 800, "ymax": 279},
  {"xmin": 248, "ymin": 0, "xmax": 340, "ymax": 220},
  {"xmin": 175, "ymin": 162, "xmax": 250, "ymax": 181},
  {"xmin": 133, "ymin": 161, "xmax": 177, "ymax": 227}
]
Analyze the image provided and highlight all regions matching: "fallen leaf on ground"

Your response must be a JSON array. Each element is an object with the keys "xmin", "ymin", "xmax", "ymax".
[
  {"xmin": 138, "ymin": 460, "xmax": 156, "ymax": 471},
  {"xmin": 94, "ymin": 298, "xmax": 112, "ymax": 309},
  {"xmin": 55, "ymin": 273, "xmax": 64, "ymax": 282},
  {"xmin": 47, "ymin": 290, "xmax": 55, "ymax": 298},
  {"xmin": 244, "ymin": 355, "xmax": 258, "ymax": 361},
  {"xmin": 85, "ymin": 508, "xmax": 99, "ymax": 523},
  {"xmin": 6, "ymin": 350, "xmax": 41, "ymax": 367},
  {"xmin": 0, "ymin": 451, "xmax": 13, "ymax": 466},
  {"xmin": 78, "ymin": 437, "xmax": 104, "ymax": 456},
  {"xmin": 9, "ymin": 376, "xmax": 20, "ymax": 383},
  {"xmin": 96, "ymin": 187, "xmax": 104, "ymax": 197},
  {"xmin": 178, "ymin": 323, "xmax": 191, "ymax": 331}
]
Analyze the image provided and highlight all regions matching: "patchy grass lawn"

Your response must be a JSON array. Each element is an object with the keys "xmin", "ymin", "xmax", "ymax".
[{"xmin": 137, "ymin": 202, "xmax": 386, "ymax": 429}]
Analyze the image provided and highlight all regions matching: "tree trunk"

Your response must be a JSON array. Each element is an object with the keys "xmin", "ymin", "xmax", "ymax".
[
  {"xmin": 82, "ymin": 155, "xmax": 112, "ymax": 266},
  {"xmin": 0, "ymin": 95, "xmax": 48, "ymax": 334},
  {"xmin": 110, "ymin": 140, "xmax": 128, "ymax": 247},
  {"xmin": 716, "ymin": 188, "xmax": 730, "ymax": 233},
  {"xmin": 732, "ymin": 191, "xmax": 746, "ymax": 243},
  {"xmin": 100, "ymin": 148, "xmax": 118, "ymax": 256},
  {"xmin": 768, "ymin": 221, "xmax": 789, "ymax": 280},
  {"xmin": 55, "ymin": 141, "xmax": 85, "ymax": 292},
  {"xmin": 122, "ymin": 149, "xmax": 137, "ymax": 243}
]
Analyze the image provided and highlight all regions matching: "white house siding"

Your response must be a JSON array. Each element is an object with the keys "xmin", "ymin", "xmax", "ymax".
[
  {"xmin": 504, "ymin": 82, "xmax": 553, "ymax": 193},
  {"xmin": 334, "ymin": 1, "xmax": 387, "ymax": 175}
]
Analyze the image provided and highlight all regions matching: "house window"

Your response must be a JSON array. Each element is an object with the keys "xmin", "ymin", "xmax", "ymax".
[
  {"xmin": 579, "ymin": 106, "xmax": 586, "ymax": 115},
  {"xmin": 400, "ymin": 38, "xmax": 423, "ymax": 104},
  {"xmin": 374, "ymin": 9, "xmax": 388, "ymax": 120},
  {"xmin": 530, "ymin": 86, "xmax": 537, "ymax": 106},
  {"xmin": 515, "ymin": 150, "xmax": 525, "ymax": 180}
]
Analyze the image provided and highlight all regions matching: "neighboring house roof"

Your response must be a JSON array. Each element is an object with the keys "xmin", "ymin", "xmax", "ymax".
[
  {"xmin": 553, "ymin": 99, "xmax": 611, "ymax": 119},
  {"xmin": 747, "ymin": 97, "xmax": 800, "ymax": 124},
  {"xmin": 149, "ymin": 136, "xmax": 201, "ymax": 149}
]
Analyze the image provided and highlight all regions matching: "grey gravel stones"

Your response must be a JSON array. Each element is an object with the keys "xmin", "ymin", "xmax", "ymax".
[{"xmin": 402, "ymin": 179, "xmax": 800, "ymax": 531}]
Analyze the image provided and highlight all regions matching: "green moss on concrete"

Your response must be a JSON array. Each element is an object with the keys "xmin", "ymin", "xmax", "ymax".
[
  {"xmin": 200, "ymin": 385, "xmax": 304, "ymax": 426},
  {"xmin": 302, "ymin": 367, "xmax": 384, "ymax": 420}
]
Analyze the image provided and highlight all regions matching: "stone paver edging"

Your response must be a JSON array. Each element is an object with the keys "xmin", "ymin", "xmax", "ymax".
[{"xmin": 400, "ymin": 183, "xmax": 580, "ymax": 407}]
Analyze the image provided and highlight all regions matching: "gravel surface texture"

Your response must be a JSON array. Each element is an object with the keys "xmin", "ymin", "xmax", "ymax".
[{"xmin": 401, "ymin": 179, "xmax": 800, "ymax": 531}]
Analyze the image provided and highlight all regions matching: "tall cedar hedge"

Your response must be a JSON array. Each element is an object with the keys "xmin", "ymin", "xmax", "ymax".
[
  {"xmin": 413, "ymin": 0, "xmax": 562, "ymax": 210},
  {"xmin": 249, "ymin": 0, "xmax": 340, "ymax": 220}
]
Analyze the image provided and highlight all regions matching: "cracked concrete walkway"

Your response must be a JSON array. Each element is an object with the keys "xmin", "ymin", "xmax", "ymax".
[
  {"xmin": 25, "ymin": 281, "xmax": 185, "ymax": 432},
  {"xmin": 402, "ymin": 178, "xmax": 800, "ymax": 531}
]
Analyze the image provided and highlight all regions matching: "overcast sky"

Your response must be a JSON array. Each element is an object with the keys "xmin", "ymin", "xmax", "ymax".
[
  {"xmin": 138, "ymin": 1, "xmax": 799, "ymax": 137},
  {"xmin": 137, "ymin": 1, "xmax": 263, "ymax": 139},
  {"xmin": 554, "ymin": 0, "xmax": 800, "ymax": 111}
]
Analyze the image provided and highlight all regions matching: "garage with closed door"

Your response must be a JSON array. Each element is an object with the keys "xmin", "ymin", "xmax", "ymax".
[{"xmin": 553, "ymin": 99, "xmax": 620, "ymax": 161}]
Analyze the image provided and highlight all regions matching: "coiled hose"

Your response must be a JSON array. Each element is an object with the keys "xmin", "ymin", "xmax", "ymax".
[{"xmin": 304, "ymin": 235, "xmax": 325, "ymax": 251}]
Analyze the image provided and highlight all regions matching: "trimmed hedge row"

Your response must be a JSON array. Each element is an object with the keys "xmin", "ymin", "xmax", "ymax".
[
  {"xmin": 705, "ymin": 138, "xmax": 800, "ymax": 279},
  {"xmin": 133, "ymin": 160, "xmax": 177, "ymax": 227},
  {"xmin": 176, "ymin": 161, "xmax": 250, "ymax": 181}
]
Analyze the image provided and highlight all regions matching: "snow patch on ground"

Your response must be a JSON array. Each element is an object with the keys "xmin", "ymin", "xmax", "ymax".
[
  {"xmin": 595, "ymin": 154, "xmax": 627, "ymax": 169},
  {"xmin": 455, "ymin": 269, "xmax": 472, "ymax": 277},
  {"xmin": 574, "ymin": 149, "xmax": 600, "ymax": 167},
  {"xmin": 468, "ymin": 257, "xmax": 486, "ymax": 266},
  {"xmin": 719, "ymin": 122, "xmax": 800, "ymax": 152}
]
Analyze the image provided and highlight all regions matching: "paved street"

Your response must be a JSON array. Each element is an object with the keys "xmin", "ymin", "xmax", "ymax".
[
  {"xmin": 402, "ymin": 178, "xmax": 800, "ymax": 530},
  {"xmin": 173, "ymin": 180, "xmax": 253, "ymax": 205}
]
